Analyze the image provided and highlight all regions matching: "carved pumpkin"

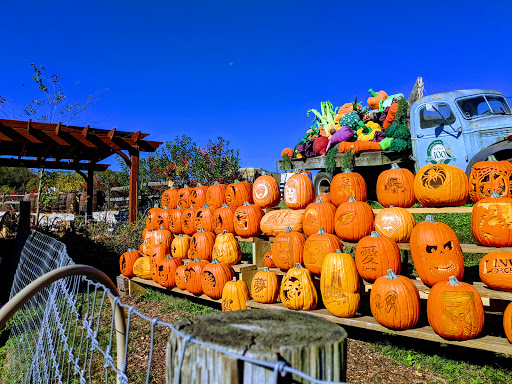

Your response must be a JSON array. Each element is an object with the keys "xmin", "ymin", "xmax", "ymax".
[
  {"xmin": 263, "ymin": 251, "xmax": 276, "ymax": 268},
  {"xmin": 251, "ymin": 267, "xmax": 280, "ymax": 303},
  {"xmin": 184, "ymin": 258, "xmax": 209, "ymax": 295},
  {"xmin": 410, "ymin": 215, "xmax": 464, "ymax": 287},
  {"xmin": 330, "ymin": 169, "xmax": 367, "ymax": 207},
  {"xmin": 181, "ymin": 206, "xmax": 197, "ymax": 236},
  {"xmin": 190, "ymin": 184, "xmax": 208, "ymax": 207},
  {"xmin": 303, "ymin": 228, "xmax": 342, "ymax": 275},
  {"xmin": 374, "ymin": 206, "xmax": 416, "ymax": 243},
  {"xmin": 206, "ymin": 182, "xmax": 227, "ymax": 209},
  {"xmin": 504, "ymin": 302, "xmax": 512, "ymax": 343},
  {"xmin": 171, "ymin": 234, "xmax": 190, "ymax": 259},
  {"xmin": 376, "ymin": 163, "xmax": 415, "ymax": 208},
  {"xmin": 169, "ymin": 206, "xmax": 184, "ymax": 234},
  {"xmin": 280, "ymin": 264, "xmax": 318, "ymax": 310},
  {"xmin": 370, "ymin": 269, "xmax": 420, "ymax": 330},
  {"xmin": 260, "ymin": 209, "xmax": 304, "ymax": 236},
  {"xmin": 149, "ymin": 245, "xmax": 169, "ymax": 283},
  {"xmin": 146, "ymin": 206, "xmax": 165, "ymax": 230},
  {"xmin": 225, "ymin": 180, "xmax": 252, "ymax": 208},
  {"xmin": 414, "ymin": 164, "xmax": 469, "ymax": 207},
  {"xmin": 471, "ymin": 191, "xmax": 512, "ymax": 247},
  {"xmin": 334, "ymin": 197, "xmax": 374, "ymax": 242},
  {"xmin": 157, "ymin": 255, "xmax": 183, "ymax": 288},
  {"xmin": 252, "ymin": 171, "xmax": 281, "ymax": 208},
  {"xmin": 222, "ymin": 277, "xmax": 250, "ymax": 311},
  {"xmin": 161, "ymin": 187, "xmax": 179, "ymax": 210},
  {"xmin": 234, "ymin": 201, "xmax": 264, "ymax": 237},
  {"xmin": 284, "ymin": 170, "xmax": 315, "ymax": 209},
  {"xmin": 149, "ymin": 226, "xmax": 173, "ymax": 248},
  {"xmin": 195, "ymin": 204, "xmax": 215, "ymax": 233},
  {"xmin": 188, "ymin": 228, "xmax": 216, "ymax": 261},
  {"xmin": 177, "ymin": 186, "xmax": 190, "ymax": 209},
  {"xmin": 175, "ymin": 265, "xmax": 187, "ymax": 290},
  {"xmin": 316, "ymin": 193, "xmax": 331, "ymax": 203},
  {"xmin": 201, "ymin": 258, "xmax": 235, "ymax": 299},
  {"xmin": 212, "ymin": 230, "xmax": 242, "ymax": 265},
  {"xmin": 321, "ymin": 250, "xmax": 360, "ymax": 318},
  {"xmin": 119, "ymin": 248, "xmax": 140, "ymax": 277},
  {"xmin": 427, "ymin": 276, "xmax": 484, "ymax": 340},
  {"xmin": 479, "ymin": 252, "xmax": 512, "ymax": 291},
  {"xmin": 133, "ymin": 257, "xmax": 152, "ymax": 280},
  {"xmin": 303, "ymin": 198, "xmax": 336, "ymax": 236},
  {"xmin": 212, "ymin": 204, "xmax": 236, "ymax": 235},
  {"xmin": 355, "ymin": 231, "xmax": 401, "ymax": 281},
  {"xmin": 469, "ymin": 155, "xmax": 512, "ymax": 203},
  {"xmin": 272, "ymin": 227, "xmax": 305, "ymax": 271}
]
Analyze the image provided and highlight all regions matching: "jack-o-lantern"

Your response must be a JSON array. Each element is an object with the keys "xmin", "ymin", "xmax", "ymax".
[
  {"xmin": 184, "ymin": 258, "xmax": 209, "ymax": 295},
  {"xmin": 252, "ymin": 171, "xmax": 281, "ymax": 208},
  {"xmin": 233, "ymin": 201, "xmax": 264, "ymax": 237},
  {"xmin": 175, "ymin": 265, "xmax": 187, "ymax": 290},
  {"xmin": 206, "ymin": 182, "xmax": 227, "ymax": 209},
  {"xmin": 374, "ymin": 206, "xmax": 416, "ymax": 243},
  {"xmin": 504, "ymin": 302, "xmax": 512, "ymax": 343},
  {"xmin": 303, "ymin": 198, "xmax": 336, "ymax": 236},
  {"xmin": 355, "ymin": 231, "xmax": 401, "ymax": 281},
  {"xmin": 146, "ymin": 206, "xmax": 165, "ymax": 230},
  {"xmin": 284, "ymin": 170, "xmax": 315, "ymax": 209},
  {"xmin": 303, "ymin": 228, "xmax": 342, "ymax": 275},
  {"xmin": 414, "ymin": 164, "xmax": 469, "ymax": 207},
  {"xmin": 330, "ymin": 169, "xmax": 367, "ymax": 207},
  {"xmin": 225, "ymin": 180, "xmax": 252, "ymax": 208},
  {"xmin": 190, "ymin": 184, "xmax": 208, "ymax": 208},
  {"xmin": 222, "ymin": 277, "xmax": 250, "ymax": 311},
  {"xmin": 148, "ymin": 226, "xmax": 173, "ymax": 249},
  {"xmin": 133, "ymin": 257, "xmax": 152, "ymax": 280},
  {"xmin": 195, "ymin": 204, "xmax": 215, "ymax": 233},
  {"xmin": 334, "ymin": 197, "xmax": 374, "ymax": 242},
  {"xmin": 119, "ymin": 249, "xmax": 140, "ymax": 277},
  {"xmin": 469, "ymin": 155, "xmax": 512, "ymax": 203},
  {"xmin": 280, "ymin": 264, "xmax": 318, "ymax": 310},
  {"xmin": 212, "ymin": 204, "xmax": 235, "ymax": 234},
  {"xmin": 376, "ymin": 164, "xmax": 415, "ymax": 208},
  {"xmin": 316, "ymin": 193, "xmax": 331, "ymax": 203},
  {"xmin": 201, "ymin": 258, "xmax": 235, "ymax": 299},
  {"xmin": 479, "ymin": 251, "xmax": 512, "ymax": 291},
  {"xmin": 177, "ymin": 186, "xmax": 190, "ymax": 209},
  {"xmin": 171, "ymin": 234, "xmax": 190, "ymax": 259},
  {"xmin": 149, "ymin": 244, "xmax": 170, "ymax": 283},
  {"xmin": 272, "ymin": 227, "xmax": 305, "ymax": 271},
  {"xmin": 161, "ymin": 187, "xmax": 179, "ymax": 210},
  {"xmin": 212, "ymin": 230, "xmax": 242, "ymax": 265},
  {"xmin": 169, "ymin": 206, "xmax": 183, "ymax": 234},
  {"xmin": 260, "ymin": 209, "xmax": 305, "ymax": 236},
  {"xmin": 410, "ymin": 215, "xmax": 464, "ymax": 286},
  {"xmin": 263, "ymin": 251, "xmax": 276, "ymax": 268},
  {"xmin": 251, "ymin": 267, "xmax": 280, "ymax": 303},
  {"xmin": 188, "ymin": 228, "xmax": 216, "ymax": 261},
  {"xmin": 157, "ymin": 255, "xmax": 183, "ymax": 288},
  {"xmin": 181, "ymin": 206, "xmax": 197, "ymax": 236},
  {"xmin": 471, "ymin": 192, "xmax": 512, "ymax": 247}
]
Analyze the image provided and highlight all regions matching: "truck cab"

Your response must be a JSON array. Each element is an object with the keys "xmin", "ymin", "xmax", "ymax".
[{"xmin": 410, "ymin": 90, "xmax": 512, "ymax": 174}]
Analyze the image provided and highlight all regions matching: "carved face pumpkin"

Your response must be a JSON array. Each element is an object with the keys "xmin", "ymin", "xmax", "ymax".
[
  {"xmin": 282, "ymin": 276, "xmax": 301, "ymax": 301},
  {"xmin": 469, "ymin": 157, "xmax": 512, "ymax": 203}
]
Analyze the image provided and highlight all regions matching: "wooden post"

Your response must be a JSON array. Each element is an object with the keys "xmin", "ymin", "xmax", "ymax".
[
  {"xmin": 87, "ymin": 169, "xmax": 94, "ymax": 220},
  {"xmin": 128, "ymin": 150, "xmax": 139, "ymax": 222},
  {"xmin": 8, "ymin": 201, "xmax": 31, "ymax": 294},
  {"xmin": 166, "ymin": 309, "xmax": 347, "ymax": 383}
]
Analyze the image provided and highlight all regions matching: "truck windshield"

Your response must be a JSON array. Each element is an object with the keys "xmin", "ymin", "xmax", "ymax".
[{"xmin": 457, "ymin": 95, "xmax": 511, "ymax": 119}]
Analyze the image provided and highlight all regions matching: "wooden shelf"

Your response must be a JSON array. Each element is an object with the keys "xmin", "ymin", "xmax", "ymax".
[
  {"xmin": 340, "ymin": 240, "xmax": 512, "ymax": 254},
  {"xmin": 372, "ymin": 207, "xmax": 473, "ymax": 214},
  {"xmin": 130, "ymin": 277, "xmax": 222, "ymax": 303},
  {"xmin": 179, "ymin": 260, "xmax": 256, "ymax": 274}
]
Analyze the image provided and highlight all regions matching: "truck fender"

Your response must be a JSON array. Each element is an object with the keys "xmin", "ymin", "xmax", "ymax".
[{"xmin": 466, "ymin": 140, "xmax": 512, "ymax": 176}]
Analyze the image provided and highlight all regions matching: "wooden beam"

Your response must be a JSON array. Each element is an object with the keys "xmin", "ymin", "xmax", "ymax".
[
  {"xmin": 131, "ymin": 130, "xmax": 141, "ymax": 143},
  {"xmin": 108, "ymin": 128, "xmax": 116, "ymax": 140},
  {"xmin": 87, "ymin": 169, "xmax": 94, "ymax": 219},
  {"xmin": 82, "ymin": 125, "xmax": 89, "ymax": 138},
  {"xmin": 0, "ymin": 158, "xmax": 109, "ymax": 171},
  {"xmin": 26, "ymin": 119, "xmax": 32, "ymax": 135},
  {"xmin": 115, "ymin": 150, "xmax": 131, "ymax": 167},
  {"xmin": 55, "ymin": 122, "xmax": 61, "ymax": 136},
  {"xmin": 128, "ymin": 150, "xmax": 139, "ymax": 222},
  {"xmin": 17, "ymin": 142, "xmax": 27, "ymax": 159}
]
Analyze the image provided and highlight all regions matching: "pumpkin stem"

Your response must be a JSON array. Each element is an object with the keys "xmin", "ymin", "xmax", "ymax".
[
  {"xmin": 166, "ymin": 254, "xmax": 172, "ymax": 259},
  {"xmin": 127, "ymin": 248, "xmax": 133, "ymax": 252},
  {"xmin": 177, "ymin": 234, "xmax": 182, "ymax": 237},
  {"xmin": 317, "ymin": 228, "xmax": 326, "ymax": 235},
  {"xmin": 164, "ymin": 206, "xmax": 168, "ymax": 210},
  {"xmin": 370, "ymin": 231, "xmax": 380, "ymax": 237},
  {"xmin": 184, "ymin": 184, "xmax": 189, "ymax": 188},
  {"xmin": 389, "ymin": 205, "xmax": 394, "ymax": 208},
  {"xmin": 193, "ymin": 257, "xmax": 201, "ymax": 262},
  {"xmin": 177, "ymin": 205, "xmax": 182, "ymax": 209},
  {"xmin": 234, "ymin": 179, "xmax": 240, "ymax": 183},
  {"xmin": 384, "ymin": 269, "xmax": 399, "ymax": 280},
  {"xmin": 221, "ymin": 230, "xmax": 227, "ymax": 235},
  {"xmin": 232, "ymin": 277, "xmax": 237, "ymax": 282},
  {"xmin": 348, "ymin": 196, "xmax": 357, "ymax": 202},
  {"xmin": 343, "ymin": 168, "xmax": 352, "ymax": 174},
  {"xmin": 154, "ymin": 203, "xmax": 159, "ymax": 208},
  {"xmin": 425, "ymin": 215, "xmax": 435, "ymax": 223},
  {"xmin": 221, "ymin": 203, "xmax": 228, "ymax": 208},
  {"xmin": 336, "ymin": 249, "xmax": 342, "ymax": 253},
  {"xmin": 202, "ymin": 203, "xmax": 209, "ymax": 208},
  {"xmin": 263, "ymin": 267, "xmax": 270, "ymax": 272},
  {"xmin": 261, "ymin": 170, "xmax": 266, "ymax": 176},
  {"xmin": 390, "ymin": 163, "xmax": 400, "ymax": 170},
  {"xmin": 285, "ymin": 226, "xmax": 292, "ymax": 233},
  {"xmin": 490, "ymin": 191, "xmax": 502, "ymax": 198},
  {"xmin": 294, "ymin": 263, "xmax": 303, "ymax": 269},
  {"xmin": 368, "ymin": 88, "xmax": 378, "ymax": 97},
  {"xmin": 294, "ymin": 169, "xmax": 301, "ymax": 174},
  {"xmin": 447, "ymin": 276, "xmax": 461, "ymax": 286},
  {"xmin": 197, "ymin": 182, "xmax": 202, "ymax": 187},
  {"xmin": 315, "ymin": 197, "xmax": 324, "ymax": 203},
  {"xmin": 487, "ymin": 155, "xmax": 498, "ymax": 162},
  {"xmin": 198, "ymin": 228, "xmax": 205, "ymax": 232},
  {"xmin": 211, "ymin": 258, "xmax": 219, "ymax": 264},
  {"xmin": 243, "ymin": 201, "xmax": 250, "ymax": 206},
  {"xmin": 160, "ymin": 225, "xmax": 165, "ymax": 230}
]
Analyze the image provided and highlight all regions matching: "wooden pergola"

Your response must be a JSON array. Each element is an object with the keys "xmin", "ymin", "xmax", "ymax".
[{"xmin": 0, "ymin": 118, "xmax": 162, "ymax": 221}]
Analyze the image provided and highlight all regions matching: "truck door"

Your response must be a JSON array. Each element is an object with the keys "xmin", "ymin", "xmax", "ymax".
[{"xmin": 412, "ymin": 102, "xmax": 467, "ymax": 170}]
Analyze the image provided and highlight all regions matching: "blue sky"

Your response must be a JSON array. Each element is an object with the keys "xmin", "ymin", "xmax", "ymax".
[{"xmin": 1, "ymin": 0, "xmax": 511, "ymax": 173}]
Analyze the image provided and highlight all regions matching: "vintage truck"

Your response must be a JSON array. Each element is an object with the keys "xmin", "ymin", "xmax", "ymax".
[{"xmin": 277, "ymin": 88, "xmax": 512, "ymax": 198}]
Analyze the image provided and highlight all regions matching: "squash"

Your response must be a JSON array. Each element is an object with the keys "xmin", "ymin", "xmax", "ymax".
[
  {"xmin": 376, "ymin": 163, "xmax": 415, "ymax": 208},
  {"xmin": 201, "ymin": 258, "xmax": 235, "ymax": 299},
  {"xmin": 206, "ymin": 182, "xmax": 227, "ymax": 209},
  {"xmin": 225, "ymin": 180, "xmax": 252, "ymax": 208},
  {"xmin": 211, "ymin": 230, "xmax": 242, "ymax": 265},
  {"xmin": 157, "ymin": 255, "xmax": 183, "ymax": 288},
  {"xmin": 469, "ymin": 155, "xmax": 512, "ymax": 203},
  {"xmin": 212, "ymin": 204, "xmax": 235, "ymax": 235},
  {"xmin": 272, "ymin": 227, "xmax": 305, "ymax": 271},
  {"xmin": 334, "ymin": 197, "xmax": 374, "ymax": 242},
  {"xmin": 374, "ymin": 206, "xmax": 416, "ymax": 243},
  {"xmin": 303, "ymin": 197, "xmax": 336, "ymax": 236},
  {"xmin": 367, "ymin": 89, "xmax": 388, "ymax": 110},
  {"xmin": 119, "ymin": 249, "xmax": 140, "ymax": 278},
  {"xmin": 414, "ymin": 164, "xmax": 469, "ymax": 207},
  {"xmin": 170, "ymin": 234, "xmax": 190, "ymax": 259},
  {"xmin": 188, "ymin": 228, "xmax": 216, "ymax": 261}
]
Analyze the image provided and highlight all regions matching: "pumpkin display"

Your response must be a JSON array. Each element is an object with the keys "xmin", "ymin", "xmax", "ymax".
[
  {"xmin": 119, "ymin": 249, "xmax": 140, "ymax": 278},
  {"xmin": 161, "ymin": 187, "xmax": 179, "ymax": 210},
  {"xmin": 157, "ymin": 255, "xmax": 184, "ymax": 288},
  {"xmin": 190, "ymin": 184, "xmax": 208, "ymax": 208},
  {"xmin": 251, "ymin": 267, "xmax": 280, "ymax": 303},
  {"xmin": 284, "ymin": 170, "xmax": 315, "ymax": 209},
  {"xmin": 280, "ymin": 264, "xmax": 318, "ymax": 310},
  {"xmin": 370, "ymin": 269, "xmax": 420, "ymax": 330},
  {"xmin": 263, "ymin": 251, "xmax": 276, "ymax": 268},
  {"xmin": 181, "ymin": 206, "xmax": 197, "ymax": 236},
  {"xmin": 376, "ymin": 163, "xmax": 415, "ymax": 208},
  {"xmin": 234, "ymin": 201, "xmax": 264, "ymax": 237},
  {"xmin": 330, "ymin": 169, "xmax": 367, "ymax": 206},
  {"xmin": 133, "ymin": 257, "xmax": 152, "ymax": 280},
  {"xmin": 184, "ymin": 258, "xmax": 209, "ymax": 295},
  {"xmin": 212, "ymin": 204, "xmax": 236, "ymax": 234},
  {"xmin": 321, "ymin": 250, "xmax": 360, "ymax": 318},
  {"xmin": 175, "ymin": 265, "xmax": 187, "ymax": 290},
  {"xmin": 188, "ymin": 228, "xmax": 216, "ymax": 261},
  {"xmin": 471, "ymin": 191, "xmax": 512, "ymax": 247},
  {"xmin": 272, "ymin": 227, "xmax": 305, "ymax": 271},
  {"xmin": 374, "ymin": 206, "xmax": 416, "ymax": 243},
  {"xmin": 206, "ymin": 182, "xmax": 227, "ymax": 209},
  {"xmin": 303, "ymin": 198, "xmax": 336, "ymax": 236},
  {"xmin": 410, "ymin": 215, "xmax": 464, "ymax": 287},
  {"xmin": 504, "ymin": 302, "xmax": 512, "ymax": 343},
  {"xmin": 194, "ymin": 204, "xmax": 215, "ymax": 233},
  {"xmin": 212, "ymin": 230, "xmax": 242, "ymax": 265},
  {"xmin": 427, "ymin": 276, "xmax": 484, "ymax": 340},
  {"xmin": 252, "ymin": 171, "xmax": 281, "ymax": 208},
  {"xmin": 355, "ymin": 231, "xmax": 401, "ymax": 281},
  {"xmin": 303, "ymin": 228, "xmax": 342, "ymax": 275},
  {"xmin": 225, "ymin": 180, "xmax": 253, "ymax": 208},
  {"xmin": 469, "ymin": 155, "xmax": 512, "ymax": 203},
  {"xmin": 334, "ymin": 197, "xmax": 374, "ymax": 242},
  {"xmin": 171, "ymin": 234, "xmax": 190, "ymax": 259},
  {"xmin": 201, "ymin": 258, "xmax": 235, "ymax": 299},
  {"xmin": 177, "ymin": 186, "xmax": 190, "ymax": 209},
  {"xmin": 413, "ymin": 164, "xmax": 469, "ymax": 207},
  {"xmin": 479, "ymin": 252, "xmax": 512, "ymax": 291},
  {"xmin": 169, "ymin": 206, "xmax": 184, "ymax": 234},
  {"xmin": 260, "ymin": 209, "xmax": 304, "ymax": 236},
  {"xmin": 222, "ymin": 277, "xmax": 251, "ymax": 311},
  {"xmin": 146, "ymin": 206, "xmax": 164, "ymax": 230},
  {"xmin": 316, "ymin": 193, "xmax": 331, "ymax": 203}
]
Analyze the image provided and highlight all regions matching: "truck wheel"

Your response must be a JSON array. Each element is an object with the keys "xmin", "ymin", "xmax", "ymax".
[{"xmin": 314, "ymin": 172, "xmax": 333, "ymax": 196}]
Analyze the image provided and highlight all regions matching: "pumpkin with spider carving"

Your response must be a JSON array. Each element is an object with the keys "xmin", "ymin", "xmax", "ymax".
[{"xmin": 413, "ymin": 164, "xmax": 468, "ymax": 207}]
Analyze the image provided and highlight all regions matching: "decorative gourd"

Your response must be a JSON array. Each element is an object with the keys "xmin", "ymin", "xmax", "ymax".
[
  {"xmin": 201, "ymin": 258, "xmax": 235, "ymax": 299},
  {"xmin": 414, "ymin": 164, "xmax": 469, "ymax": 207},
  {"xmin": 161, "ymin": 187, "xmax": 179, "ymax": 210},
  {"xmin": 370, "ymin": 269, "xmax": 420, "ymax": 330},
  {"xmin": 194, "ymin": 204, "xmax": 215, "ymax": 233},
  {"xmin": 171, "ymin": 234, "xmax": 190, "ymax": 259},
  {"xmin": 280, "ymin": 264, "xmax": 318, "ymax": 310},
  {"xmin": 284, "ymin": 170, "xmax": 315, "ymax": 209},
  {"xmin": 263, "ymin": 251, "xmax": 276, "ymax": 268},
  {"xmin": 212, "ymin": 204, "xmax": 236, "ymax": 235},
  {"xmin": 321, "ymin": 250, "xmax": 360, "ymax": 318},
  {"xmin": 479, "ymin": 252, "xmax": 512, "ymax": 291},
  {"xmin": 504, "ymin": 302, "xmax": 512, "ymax": 343},
  {"xmin": 330, "ymin": 169, "xmax": 367, "ymax": 206},
  {"xmin": 251, "ymin": 267, "xmax": 280, "ymax": 303},
  {"xmin": 175, "ymin": 265, "xmax": 187, "ymax": 290},
  {"xmin": 334, "ymin": 197, "xmax": 374, "ymax": 242},
  {"xmin": 157, "ymin": 255, "xmax": 184, "ymax": 288},
  {"xmin": 169, "ymin": 206, "xmax": 183, "ymax": 234},
  {"xmin": 471, "ymin": 192, "xmax": 512, "ymax": 247},
  {"xmin": 303, "ymin": 198, "xmax": 336, "ymax": 236},
  {"xmin": 374, "ymin": 206, "xmax": 416, "ymax": 243},
  {"xmin": 180, "ymin": 205, "xmax": 197, "ymax": 236},
  {"xmin": 355, "ymin": 231, "xmax": 401, "ymax": 281},
  {"xmin": 356, "ymin": 121, "xmax": 381, "ymax": 142},
  {"xmin": 410, "ymin": 215, "xmax": 464, "ymax": 287},
  {"xmin": 252, "ymin": 171, "xmax": 281, "ymax": 208},
  {"xmin": 225, "ymin": 180, "xmax": 253, "ymax": 208},
  {"xmin": 303, "ymin": 228, "xmax": 342, "ymax": 275},
  {"xmin": 119, "ymin": 249, "xmax": 140, "ymax": 277},
  {"xmin": 133, "ymin": 257, "xmax": 152, "ymax": 280},
  {"xmin": 469, "ymin": 155, "xmax": 512, "ymax": 203},
  {"xmin": 206, "ymin": 182, "xmax": 227, "ymax": 209},
  {"xmin": 188, "ymin": 228, "xmax": 216, "ymax": 261},
  {"xmin": 234, "ymin": 201, "xmax": 264, "ymax": 237},
  {"xmin": 281, "ymin": 148, "xmax": 294, "ymax": 158},
  {"xmin": 367, "ymin": 89, "xmax": 388, "ymax": 110},
  {"xmin": 184, "ymin": 258, "xmax": 209, "ymax": 295},
  {"xmin": 427, "ymin": 276, "xmax": 484, "ymax": 340},
  {"xmin": 316, "ymin": 193, "xmax": 331, "ymax": 203},
  {"xmin": 177, "ymin": 186, "xmax": 190, "ymax": 209},
  {"xmin": 272, "ymin": 227, "xmax": 305, "ymax": 271},
  {"xmin": 190, "ymin": 184, "xmax": 208, "ymax": 208},
  {"xmin": 212, "ymin": 230, "xmax": 242, "ymax": 265},
  {"xmin": 376, "ymin": 164, "xmax": 415, "ymax": 208},
  {"xmin": 260, "ymin": 209, "xmax": 304, "ymax": 236},
  {"xmin": 222, "ymin": 277, "xmax": 250, "ymax": 311},
  {"xmin": 146, "ymin": 206, "xmax": 164, "ymax": 230}
]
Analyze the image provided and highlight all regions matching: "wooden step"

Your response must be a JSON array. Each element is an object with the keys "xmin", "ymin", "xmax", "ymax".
[{"xmin": 341, "ymin": 240, "xmax": 512, "ymax": 254}]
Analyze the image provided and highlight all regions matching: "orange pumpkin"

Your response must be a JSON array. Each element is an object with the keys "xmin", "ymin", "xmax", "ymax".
[
  {"xmin": 177, "ymin": 186, "xmax": 190, "ymax": 209},
  {"xmin": 175, "ymin": 265, "xmax": 187, "ymax": 290},
  {"xmin": 206, "ymin": 182, "xmax": 227, "ymax": 209},
  {"xmin": 146, "ymin": 206, "xmax": 165, "ymax": 230},
  {"xmin": 212, "ymin": 230, "xmax": 242, "ymax": 265},
  {"xmin": 504, "ymin": 302, "xmax": 512, "ymax": 343},
  {"xmin": 479, "ymin": 252, "xmax": 512, "ymax": 291},
  {"xmin": 376, "ymin": 163, "xmax": 415, "ymax": 208},
  {"xmin": 170, "ymin": 234, "xmax": 190, "ymax": 259},
  {"xmin": 374, "ymin": 206, "xmax": 416, "ymax": 243},
  {"xmin": 157, "ymin": 255, "xmax": 183, "ymax": 288},
  {"xmin": 184, "ymin": 258, "xmax": 209, "ymax": 295},
  {"xmin": 180, "ymin": 206, "xmax": 197, "ymax": 236},
  {"xmin": 355, "ymin": 231, "xmax": 401, "ymax": 281},
  {"xmin": 149, "ymin": 226, "xmax": 173, "ymax": 248},
  {"xmin": 413, "ymin": 164, "xmax": 469, "ymax": 207},
  {"xmin": 303, "ymin": 228, "xmax": 342, "ymax": 275},
  {"xmin": 330, "ymin": 169, "xmax": 367, "ymax": 206},
  {"xmin": 251, "ymin": 267, "xmax": 280, "ymax": 303},
  {"xmin": 160, "ymin": 208, "xmax": 172, "ymax": 230},
  {"xmin": 169, "ymin": 206, "xmax": 184, "ymax": 234},
  {"xmin": 471, "ymin": 191, "xmax": 512, "ymax": 247},
  {"xmin": 212, "ymin": 204, "xmax": 235, "ymax": 235},
  {"xmin": 188, "ymin": 228, "xmax": 216, "ymax": 261},
  {"xmin": 190, "ymin": 184, "xmax": 208, "ymax": 207},
  {"xmin": 280, "ymin": 264, "xmax": 317, "ymax": 310},
  {"xmin": 201, "ymin": 258, "xmax": 235, "ymax": 299},
  {"xmin": 303, "ymin": 197, "xmax": 336, "ymax": 237},
  {"xmin": 272, "ymin": 227, "xmax": 305, "ymax": 271},
  {"xmin": 149, "ymin": 245, "xmax": 169, "ymax": 283},
  {"xmin": 260, "ymin": 209, "xmax": 304, "ymax": 236},
  {"xmin": 281, "ymin": 148, "xmax": 294, "ymax": 158},
  {"xmin": 222, "ymin": 277, "xmax": 251, "ymax": 311},
  {"xmin": 284, "ymin": 170, "xmax": 315, "ymax": 209},
  {"xmin": 161, "ymin": 187, "xmax": 179, "ymax": 210},
  {"xmin": 334, "ymin": 197, "xmax": 374, "ymax": 242},
  {"xmin": 133, "ymin": 257, "xmax": 152, "ymax": 279},
  {"xmin": 252, "ymin": 171, "xmax": 281, "ymax": 208},
  {"xmin": 469, "ymin": 155, "xmax": 512, "ymax": 203},
  {"xmin": 225, "ymin": 180, "xmax": 252, "ymax": 208},
  {"xmin": 316, "ymin": 193, "xmax": 331, "ymax": 203},
  {"xmin": 119, "ymin": 249, "xmax": 140, "ymax": 277},
  {"xmin": 194, "ymin": 204, "xmax": 215, "ymax": 233},
  {"xmin": 234, "ymin": 201, "xmax": 264, "ymax": 237},
  {"xmin": 263, "ymin": 251, "xmax": 276, "ymax": 268}
]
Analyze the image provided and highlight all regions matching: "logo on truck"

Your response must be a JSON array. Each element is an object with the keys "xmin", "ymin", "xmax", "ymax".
[{"xmin": 426, "ymin": 140, "xmax": 455, "ymax": 164}]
